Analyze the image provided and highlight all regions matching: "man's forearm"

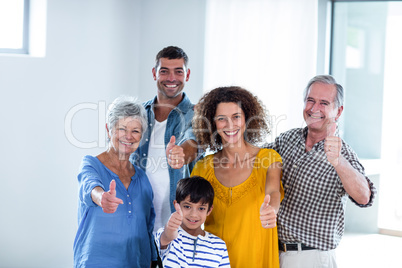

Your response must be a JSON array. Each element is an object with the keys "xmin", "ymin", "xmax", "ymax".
[{"xmin": 336, "ymin": 157, "xmax": 371, "ymax": 205}]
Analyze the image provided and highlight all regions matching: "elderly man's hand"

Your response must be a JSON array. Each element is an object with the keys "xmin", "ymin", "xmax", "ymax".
[{"xmin": 325, "ymin": 122, "xmax": 342, "ymax": 167}]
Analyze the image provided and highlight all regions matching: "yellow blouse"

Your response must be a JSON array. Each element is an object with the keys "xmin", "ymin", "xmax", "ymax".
[{"xmin": 191, "ymin": 148, "xmax": 282, "ymax": 268}]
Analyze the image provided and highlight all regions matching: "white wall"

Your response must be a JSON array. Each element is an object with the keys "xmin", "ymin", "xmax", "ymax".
[
  {"xmin": 1, "ymin": 1, "xmax": 379, "ymax": 267},
  {"xmin": 0, "ymin": 0, "xmax": 206, "ymax": 267},
  {"xmin": 136, "ymin": 0, "xmax": 206, "ymax": 103}
]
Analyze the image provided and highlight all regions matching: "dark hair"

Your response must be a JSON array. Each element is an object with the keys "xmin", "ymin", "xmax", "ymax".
[
  {"xmin": 176, "ymin": 176, "xmax": 214, "ymax": 210},
  {"xmin": 155, "ymin": 46, "xmax": 188, "ymax": 69},
  {"xmin": 193, "ymin": 86, "xmax": 270, "ymax": 152}
]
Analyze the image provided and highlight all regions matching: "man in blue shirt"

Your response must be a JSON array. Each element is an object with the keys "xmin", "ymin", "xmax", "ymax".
[{"xmin": 131, "ymin": 46, "xmax": 198, "ymax": 250}]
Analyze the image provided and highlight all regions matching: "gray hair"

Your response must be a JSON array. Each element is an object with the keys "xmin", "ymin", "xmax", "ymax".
[
  {"xmin": 106, "ymin": 96, "xmax": 147, "ymax": 137},
  {"xmin": 303, "ymin": 75, "xmax": 344, "ymax": 107}
]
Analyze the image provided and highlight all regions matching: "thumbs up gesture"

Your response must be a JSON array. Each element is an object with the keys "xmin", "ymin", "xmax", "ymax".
[
  {"xmin": 100, "ymin": 180, "xmax": 124, "ymax": 213},
  {"xmin": 161, "ymin": 202, "xmax": 183, "ymax": 247},
  {"xmin": 166, "ymin": 136, "xmax": 185, "ymax": 169},
  {"xmin": 166, "ymin": 202, "xmax": 183, "ymax": 235},
  {"xmin": 259, "ymin": 194, "xmax": 276, "ymax": 229},
  {"xmin": 324, "ymin": 121, "xmax": 342, "ymax": 167}
]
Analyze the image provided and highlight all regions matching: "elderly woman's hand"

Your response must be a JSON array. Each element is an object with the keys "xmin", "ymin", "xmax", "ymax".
[
  {"xmin": 100, "ymin": 180, "xmax": 124, "ymax": 213},
  {"xmin": 166, "ymin": 136, "xmax": 185, "ymax": 169}
]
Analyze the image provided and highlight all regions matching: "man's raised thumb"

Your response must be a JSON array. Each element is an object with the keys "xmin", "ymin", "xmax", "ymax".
[
  {"xmin": 168, "ymin": 136, "xmax": 176, "ymax": 146},
  {"xmin": 326, "ymin": 121, "xmax": 337, "ymax": 137}
]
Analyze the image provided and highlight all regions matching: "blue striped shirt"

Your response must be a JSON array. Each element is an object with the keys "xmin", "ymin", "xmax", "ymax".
[{"xmin": 155, "ymin": 226, "xmax": 230, "ymax": 267}]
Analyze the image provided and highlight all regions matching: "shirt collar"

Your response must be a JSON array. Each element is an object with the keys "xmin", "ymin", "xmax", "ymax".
[
  {"xmin": 144, "ymin": 92, "xmax": 193, "ymax": 112},
  {"xmin": 300, "ymin": 126, "xmax": 326, "ymax": 151}
]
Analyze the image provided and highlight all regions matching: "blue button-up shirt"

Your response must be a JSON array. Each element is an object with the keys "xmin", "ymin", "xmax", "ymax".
[
  {"xmin": 74, "ymin": 155, "xmax": 157, "ymax": 267},
  {"xmin": 131, "ymin": 92, "xmax": 196, "ymax": 213}
]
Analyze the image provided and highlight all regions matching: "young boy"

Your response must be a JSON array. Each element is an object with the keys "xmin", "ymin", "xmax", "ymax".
[{"xmin": 154, "ymin": 176, "xmax": 230, "ymax": 267}]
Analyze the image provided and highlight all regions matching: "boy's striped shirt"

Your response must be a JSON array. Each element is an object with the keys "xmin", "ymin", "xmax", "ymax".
[{"xmin": 155, "ymin": 226, "xmax": 230, "ymax": 267}]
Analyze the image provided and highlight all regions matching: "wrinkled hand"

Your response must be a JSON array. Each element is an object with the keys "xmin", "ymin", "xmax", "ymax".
[
  {"xmin": 100, "ymin": 180, "xmax": 124, "ymax": 213},
  {"xmin": 260, "ymin": 194, "xmax": 276, "ymax": 229},
  {"xmin": 325, "ymin": 122, "xmax": 342, "ymax": 167},
  {"xmin": 166, "ymin": 136, "xmax": 185, "ymax": 169}
]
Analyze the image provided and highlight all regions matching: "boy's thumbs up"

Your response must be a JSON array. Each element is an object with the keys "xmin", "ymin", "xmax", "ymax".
[
  {"xmin": 174, "ymin": 202, "xmax": 183, "ymax": 218},
  {"xmin": 161, "ymin": 201, "xmax": 183, "ymax": 247}
]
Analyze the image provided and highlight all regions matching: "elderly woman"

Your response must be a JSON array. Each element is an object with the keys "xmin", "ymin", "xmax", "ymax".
[
  {"xmin": 74, "ymin": 96, "xmax": 157, "ymax": 267},
  {"xmin": 191, "ymin": 86, "xmax": 283, "ymax": 268}
]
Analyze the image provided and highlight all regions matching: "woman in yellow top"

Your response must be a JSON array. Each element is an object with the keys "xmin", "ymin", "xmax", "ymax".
[{"xmin": 191, "ymin": 86, "xmax": 283, "ymax": 267}]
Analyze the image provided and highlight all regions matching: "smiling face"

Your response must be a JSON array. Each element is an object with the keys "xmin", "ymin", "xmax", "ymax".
[
  {"xmin": 152, "ymin": 58, "xmax": 190, "ymax": 100},
  {"xmin": 303, "ymin": 82, "xmax": 343, "ymax": 134},
  {"xmin": 175, "ymin": 196, "xmax": 212, "ymax": 236},
  {"xmin": 107, "ymin": 117, "xmax": 143, "ymax": 157},
  {"xmin": 214, "ymin": 102, "xmax": 246, "ymax": 146}
]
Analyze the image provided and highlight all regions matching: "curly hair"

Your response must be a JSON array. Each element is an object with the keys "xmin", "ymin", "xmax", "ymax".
[{"xmin": 193, "ymin": 86, "xmax": 270, "ymax": 152}]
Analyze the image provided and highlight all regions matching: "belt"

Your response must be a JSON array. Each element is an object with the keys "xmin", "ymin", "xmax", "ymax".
[{"xmin": 279, "ymin": 241, "xmax": 316, "ymax": 252}]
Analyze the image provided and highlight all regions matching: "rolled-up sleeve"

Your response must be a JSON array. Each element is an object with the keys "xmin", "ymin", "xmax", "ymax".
[
  {"xmin": 77, "ymin": 157, "xmax": 104, "ymax": 207},
  {"xmin": 343, "ymin": 145, "xmax": 377, "ymax": 207}
]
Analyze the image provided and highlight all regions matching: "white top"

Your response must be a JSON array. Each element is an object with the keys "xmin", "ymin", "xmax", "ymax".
[
  {"xmin": 155, "ymin": 226, "xmax": 231, "ymax": 268},
  {"xmin": 145, "ymin": 119, "xmax": 171, "ymax": 234}
]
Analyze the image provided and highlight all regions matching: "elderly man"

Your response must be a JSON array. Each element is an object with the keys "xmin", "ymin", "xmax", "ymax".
[{"xmin": 266, "ymin": 75, "xmax": 376, "ymax": 267}]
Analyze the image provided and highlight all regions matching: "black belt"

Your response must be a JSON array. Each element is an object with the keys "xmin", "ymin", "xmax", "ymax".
[{"xmin": 279, "ymin": 241, "xmax": 316, "ymax": 252}]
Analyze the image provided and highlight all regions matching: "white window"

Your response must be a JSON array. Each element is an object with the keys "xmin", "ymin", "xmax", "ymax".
[
  {"xmin": 0, "ymin": 0, "xmax": 29, "ymax": 54},
  {"xmin": 331, "ymin": 0, "xmax": 402, "ymax": 234}
]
